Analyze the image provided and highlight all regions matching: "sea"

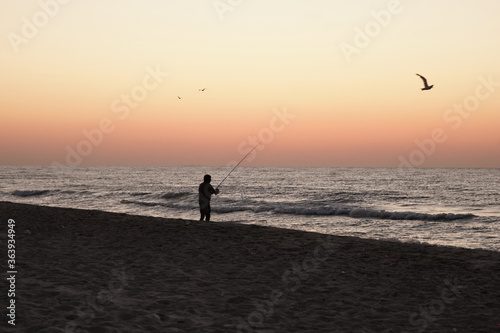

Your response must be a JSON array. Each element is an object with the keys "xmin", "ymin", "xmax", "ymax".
[{"xmin": 1, "ymin": 166, "xmax": 499, "ymax": 252}]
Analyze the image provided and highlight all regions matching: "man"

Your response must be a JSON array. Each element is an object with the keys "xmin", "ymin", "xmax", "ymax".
[{"xmin": 198, "ymin": 174, "xmax": 219, "ymax": 221}]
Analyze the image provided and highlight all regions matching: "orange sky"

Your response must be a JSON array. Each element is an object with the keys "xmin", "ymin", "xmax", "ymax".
[{"xmin": 1, "ymin": 1, "xmax": 499, "ymax": 167}]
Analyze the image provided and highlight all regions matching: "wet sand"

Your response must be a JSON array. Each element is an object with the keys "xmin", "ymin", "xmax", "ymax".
[{"xmin": 1, "ymin": 201, "xmax": 499, "ymax": 332}]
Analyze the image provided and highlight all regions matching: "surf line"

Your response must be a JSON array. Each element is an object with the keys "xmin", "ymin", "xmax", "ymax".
[{"xmin": 216, "ymin": 141, "xmax": 262, "ymax": 190}]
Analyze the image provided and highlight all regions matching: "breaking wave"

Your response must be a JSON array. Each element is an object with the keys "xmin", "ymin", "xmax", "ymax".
[
  {"xmin": 161, "ymin": 192, "xmax": 192, "ymax": 200},
  {"xmin": 11, "ymin": 190, "xmax": 51, "ymax": 197},
  {"xmin": 130, "ymin": 192, "xmax": 150, "ymax": 197},
  {"xmin": 213, "ymin": 201, "xmax": 475, "ymax": 222},
  {"xmin": 120, "ymin": 200, "xmax": 160, "ymax": 207},
  {"xmin": 281, "ymin": 206, "xmax": 475, "ymax": 221},
  {"xmin": 120, "ymin": 192, "xmax": 193, "ymax": 207}
]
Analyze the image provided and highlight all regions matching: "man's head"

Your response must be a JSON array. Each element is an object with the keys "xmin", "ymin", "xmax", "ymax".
[{"xmin": 204, "ymin": 174, "xmax": 211, "ymax": 183}]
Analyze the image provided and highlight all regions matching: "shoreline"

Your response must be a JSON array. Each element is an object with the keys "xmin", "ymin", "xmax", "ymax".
[
  {"xmin": 4, "ymin": 199, "xmax": 498, "ymax": 253},
  {"xmin": 1, "ymin": 201, "xmax": 500, "ymax": 332}
]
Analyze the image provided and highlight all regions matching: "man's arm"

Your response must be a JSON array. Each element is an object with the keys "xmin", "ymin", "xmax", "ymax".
[{"xmin": 209, "ymin": 185, "xmax": 220, "ymax": 195}]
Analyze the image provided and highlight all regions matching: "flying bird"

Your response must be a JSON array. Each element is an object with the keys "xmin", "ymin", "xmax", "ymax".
[
  {"xmin": 199, "ymin": 88, "xmax": 206, "ymax": 91},
  {"xmin": 177, "ymin": 96, "xmax": 181, "ymax": 99},
  {"xmin": 416, "ymin": 74, "xmax": 433, "ymax": 91}
]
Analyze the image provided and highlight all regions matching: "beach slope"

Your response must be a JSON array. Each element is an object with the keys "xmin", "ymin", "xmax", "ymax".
[{"xmin": 1, "ymin": 201, "xmax": 499, "ymax": 332}]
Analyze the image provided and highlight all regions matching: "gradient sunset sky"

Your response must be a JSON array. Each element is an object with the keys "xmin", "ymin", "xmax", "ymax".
[{"xmin": 1, "ymin": 0, "xmax": 499, "ymax": 167}]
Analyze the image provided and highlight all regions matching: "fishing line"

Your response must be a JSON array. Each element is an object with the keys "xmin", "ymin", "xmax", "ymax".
[{"xmin": 216, "ymin": 142, "xmax": 262, "ymax": 190}]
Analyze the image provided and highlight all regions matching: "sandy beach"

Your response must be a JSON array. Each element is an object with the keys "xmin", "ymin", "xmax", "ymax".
[{"xmin": 1, "ymin": 201, "xmax": 499, "ymax": 332}]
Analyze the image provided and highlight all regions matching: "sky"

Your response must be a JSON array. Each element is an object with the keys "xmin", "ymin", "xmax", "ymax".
[{"xmin": 1, "ymin": 0, "xmax": 499, "ymax": 168}]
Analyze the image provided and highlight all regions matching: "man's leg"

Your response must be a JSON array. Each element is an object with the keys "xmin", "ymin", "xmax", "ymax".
[
  {"xmin": 200, "ymin": 208, "xmax": 205, "ymax": 221},
  {"xmin": 206, "ymin": 203, "xmax": 211, "ymax": 222}
]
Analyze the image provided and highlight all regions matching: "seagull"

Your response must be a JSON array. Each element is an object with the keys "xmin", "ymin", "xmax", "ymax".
[
  {"xmin": 416, "ymin": 74, "xmax": 433, "ymax": 91},
  {"xmin": 199, "ymin": 88, "xmax": 206, "ymax": 91}
]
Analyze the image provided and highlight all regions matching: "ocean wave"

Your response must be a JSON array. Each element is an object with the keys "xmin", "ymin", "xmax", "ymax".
[
  {"xmin": 60, "ymin": 190, "xmax": 77, "ymax": 194},
  {"xmin": 120, "ymin": 199, "xmax": 160, "ymax": 207},
  {"xmin": 275, "ymin": 205, "xmax": 474, "ymax": 221},
  {"xmin": 11, "ymin": 190, "xmax": 50, "ymax": 197},
  {"xmin": 344, "ymin": 208, "xmax": 474, "ymax": 221},
  {"xmin": 213, "ymin": 202, "xmax": 475, "ymax": 222},
  {"xmin": 161, "ymin": 192, "xmax": 192, "ymax": 200},
  {"xmin": 120, "ymin": 196, "xmax": 198, "ymax": 209},
  {"xmin": 130, "ymin": 192, "xmax": 151, "ymax": 196}
]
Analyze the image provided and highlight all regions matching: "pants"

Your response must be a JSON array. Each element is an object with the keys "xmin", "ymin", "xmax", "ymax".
[{"xmin": 199, "ymin": 201, "xmax": 211, "ymax": 221}]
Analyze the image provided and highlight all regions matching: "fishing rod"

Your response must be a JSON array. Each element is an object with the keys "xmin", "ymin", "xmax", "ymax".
[{"xmin": 216, "ymin": 142, "xmax": 262, "ymax": 189}]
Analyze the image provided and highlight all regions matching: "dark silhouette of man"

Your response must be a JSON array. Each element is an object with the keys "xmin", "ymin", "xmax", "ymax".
[{"xmin": 198, "ymin": 174, "xmax": 219, "ymax": 221}]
